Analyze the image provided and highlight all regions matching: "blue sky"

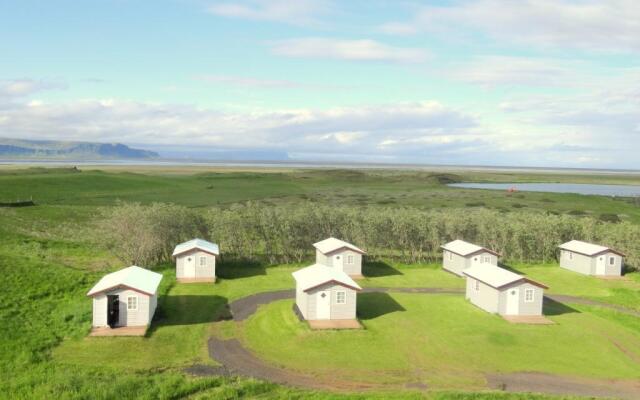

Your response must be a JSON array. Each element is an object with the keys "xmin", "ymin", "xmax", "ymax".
[{"xmin": 1, "ymin": 0, "xmax": 639, "ymax": 167}]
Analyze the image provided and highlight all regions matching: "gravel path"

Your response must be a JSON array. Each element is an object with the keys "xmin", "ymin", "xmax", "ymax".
[
  {"xmin": 228, "ymin": 287, "xmax": 640, "ymax": 322},
  {"xmin": 487, "ymin": 372, "xmax": 640, "ymax": 400},
  {"xmin": 208, "ymin": 337, "xmax": 379, "ymax": 391},
  {"xmin": 208, "ymin": 287, "xmax": 640, "ymax": 398},
  {"xmin": 546, "ymin": 294, "xmax": 640, "ymax": 317},
  {"xmin": 230, "ymin": 289, "xmax": 294, "ymax": 321}
]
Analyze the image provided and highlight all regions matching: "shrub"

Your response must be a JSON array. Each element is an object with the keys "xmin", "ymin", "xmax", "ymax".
[
  {"xmin": 599, "ymin": 213, "xmax": 621, "ymax": 223},
  {"xmin": 98, "ymin": 202, "xmax": 640, "ymax": 270},
  {"xmin": 97, "ymin": 202, "xmax": 208, "ymax": 266}
]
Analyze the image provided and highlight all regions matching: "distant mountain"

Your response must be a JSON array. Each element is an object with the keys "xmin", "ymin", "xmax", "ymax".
[
  {"xmin": 140, "ymin": 144, "xmax": 290, "ymax": 161},
  {"xmin": 0, "ymin": 138, "xmax": 159, "ymax": 159}
]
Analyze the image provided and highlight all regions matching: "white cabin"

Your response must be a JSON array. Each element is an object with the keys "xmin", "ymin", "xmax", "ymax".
[
  {"xmin": 87, "ymin": 266, "xmax": 163, "ymax": 329},
  {"xmin": 172, "ymin": 238, "xmax": 219, "ymax": 282},
  {"xmin": 292, "ymin": 264, "xmax": 362, "ymax": 321},
  {"xmin": 558, "ymin": 240, "xmax": 624, "ymax": 277},
  {"xmin": 441, "ymin": 239, "xmax": 500, "ymax": 277},
  {"xmin": 313, "ymin": 237, "xmax": 366, "ymax": 278},
  {"xmin": 463, "ymin": 264, "xmax": 547, "ymax": 316}
]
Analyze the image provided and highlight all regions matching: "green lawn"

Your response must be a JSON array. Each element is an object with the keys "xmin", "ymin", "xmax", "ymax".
[
  {"xmin": 240, "ymin": 295, "xmax": 640, "ymax": 389},
  {"xmin": 361, "ymin": 262, "xmax": 640, "ymax": 311},
  {"xmin": 507, "ymin": 263, "xmax": 640, "ymax": 310},
  {"xmin": 361, "ymin": 262, "xmax": 464, "ymax": 289},
  {"xmin": 3, "ymin": 166, "xmax": 640, "ymax": 399},
  {"xmin": 53, "ymin": 262, "xmax": 640, "ymax": 393}
]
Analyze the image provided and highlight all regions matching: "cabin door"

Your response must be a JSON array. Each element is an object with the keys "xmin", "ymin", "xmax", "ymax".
[
  {"xmin": 107, "ymin": 295, "xmax": 119, "ymax": 327},
  {"xmin": 505, "ymin": 288, "xmax": 519, "ymax": 315},
  {"xmin": 316, "ymin": 290, "xmax": 331, "ymax": 319},
  {"xmin": 595, "ymin": 256, "xmax": 605, "ymax": 275},
  {"xmin": 184, "ymin": 255, "xmax": 196, "ymax": 277},
  {"xmin": 333, "ymin": 254, "xmax": 344, "ymax": 271}
]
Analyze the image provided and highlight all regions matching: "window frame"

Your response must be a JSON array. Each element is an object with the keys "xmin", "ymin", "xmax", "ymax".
[
  {"xmin": 346, "ymin": 254, "xmax": 354, "ymax": 264},
  {"xmin": 524, "ymin": 288, "xmax": 535, "ymax": 303},
  {"xmin": 199, "ymin": 255, "xmax": 206, "ymax": 266},
  {"xmin": 336, "ymin": 291, "xmax": 346, "ymax": 304},
  {"xmin": 609, "ymin": 256, "xmax": 615, "ymax": 265},
  {"xmin": 127, "ymin": 295, "xmax": 138, "ymax": 311},
  {"xmin": 483, "ymin": 255, "xmax": 491, "ymax": 264}
]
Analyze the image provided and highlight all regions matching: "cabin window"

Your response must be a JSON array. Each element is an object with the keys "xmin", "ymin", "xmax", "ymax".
[
  {"xmin": 524, "ymin": 289, "xmax": 535, "ymax": 303},
  {"xmin": 474, "ymin": 280, "xmax": 480, "ymax": 291},
  {"xmin": 336, "ymin": 291, "xmax": 346, "ymax": 304},
  {"xmin": 609, "ymin": 256, "xmax": 615, "ymax": 265},
  {"xmin": 199, "ymin": 256, "xmax": 206, "ymax": 266},
  {"xmin": 346, "ymin": 255, "xmax": 354, "ymax": 264},
  {"xmin": 483, "ymin": 255, "xmax": 491, "ymax": 263},
  {"xmin": 127, "ymin": 296, "xmax": 138, "ymax": 311},
  {"xmin": 568, "ymin": 252, "xmax": 573, "ymax": 260}
]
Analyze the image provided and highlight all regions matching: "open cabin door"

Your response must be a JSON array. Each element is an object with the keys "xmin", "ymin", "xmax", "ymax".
[{"xmin": 107, "ymin": 295, "xmax": 119, "ymax": 327}]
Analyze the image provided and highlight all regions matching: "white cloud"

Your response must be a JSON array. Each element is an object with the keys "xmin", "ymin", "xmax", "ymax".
[
  {"xmin": 479, "ymin": 68, "xmax": 640, "ymax": 166},
  {"xmin": 448, "ymin": 56, "xmax": 589, "ymax": 88},
  {"xmin": 0, "ymin": 79, "xmax": 65, "ymax": 99},
  {"xmin": 269, "ymin": 38, "xmax": 429, "ymax": 63},
  {"xmin": 381, "ymin": 0, "xmax": 640, "ymax": 53},
  {"xmin": 207, "ymin": 0, "xmax": 331, "ymax": 26},
  {"xmin": 378, "ymin": 22, "xmax": 419, "ymax": 36},
  {"xmin": 194, "ymin": 74, "xmax": 350, "ymax": 90},
  {"xmin": 306, "ymin": 131, "xmax": 367, "ymax": 144},
  {"xmin": 2, "ymin": 76, "xmax": 637, "ymax": 167},
  {"xmin": 195, "ymin": 75, "xmax": 303, "ymax": 89},
  {"xmin": 0, "ymin": 98, "xmax": 476, "ymax": 157}
]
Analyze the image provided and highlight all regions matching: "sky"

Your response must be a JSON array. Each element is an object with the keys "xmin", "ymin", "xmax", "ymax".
[{"xmin": 0, "ymin": 0, "xmax": 639, "ymax": 168}]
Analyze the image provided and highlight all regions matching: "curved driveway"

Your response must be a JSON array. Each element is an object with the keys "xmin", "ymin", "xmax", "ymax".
[{"xmin": 208, "ymin": 286, "xmax": 640, "ymax": 399}]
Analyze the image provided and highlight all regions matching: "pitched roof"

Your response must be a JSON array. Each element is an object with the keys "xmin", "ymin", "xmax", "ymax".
[
  {"xmin": 313, "ymin": 237, "xmax": 366, "ymax": 255},
  {"xmin": 87, "ymin": 266, "xmax": 163, "ymax": 297},
  {"xmin": 441, "ymin": 239, "xmax": 499, "ymax": 257},
  {"xmin": 172, "ymin": 238, "xmax": 219, "ymax": 257},
  {"xmin": 463, "ymin": 264, "xmax": 548, "ymax": 290},
  {"xmin": 558, "ymin": 240, "xmax": 625, "ymax": 257},
  {"xmin": 292, "ymin": 264, "xmax": 362, "ymax": 292}
]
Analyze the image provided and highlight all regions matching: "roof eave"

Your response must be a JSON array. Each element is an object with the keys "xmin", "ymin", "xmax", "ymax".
[
  {"xmin": 303, "ymin": 279, "xmax": 362, "ymax": 293},
  {"xmin": 443, "ymin": 247, "xmax": 500, "ymax": 258},
  {"xmin": 316, "ymin": 245, "xmax": 366, "ymax": 255},
  {"xmin": 172, "ymin": 247, "xmax": 219, "ymax": 258},
  {"xmin": 558, "ymin": 246, "xmax": 625, "ymax": 258},
  {"xmin": 87, "ymin": 283, "xmax": 157, "ymax": 298}
]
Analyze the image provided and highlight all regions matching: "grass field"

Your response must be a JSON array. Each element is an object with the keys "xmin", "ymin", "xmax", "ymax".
[
  {"xmin": 1, "ymin": 167, "xmax": 640, "ymax": 221},
  {"xmin": 2, "ymin": 166, "xmax": 640, "ymax": 399},
  {"xmin": 51, "ymin": 263, "xmax": 640, "ymax": 391},
  {"xmin": 239, "ymin": 295, "xmax": 640, "ymax": 388}
]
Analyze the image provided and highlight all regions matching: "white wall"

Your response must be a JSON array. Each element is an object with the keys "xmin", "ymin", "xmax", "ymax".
[
  {"xmin": 443, "ymin": 251, "xmax": 467, "ymax": 276},
  {"xmin": 465, "ymin": 277, "xmax": 500, "ymax": 313},
  {"xmin": 305, "ymin": 283, "xmax": 357, "ymax": 320},
  {"xmin": 559, "ymin": 250, "xmax": 594, "ymax": 275},
  {"xmin": 91, "ymin": 288, "xmax": 153, "ymax": 327},
  {"xmin": 176, "ymin": 249, "xmax": 216, "ymax": 279},
  {"xmin": 498, "ymin": 282, "xmax": 544, "ymax": 316}
]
